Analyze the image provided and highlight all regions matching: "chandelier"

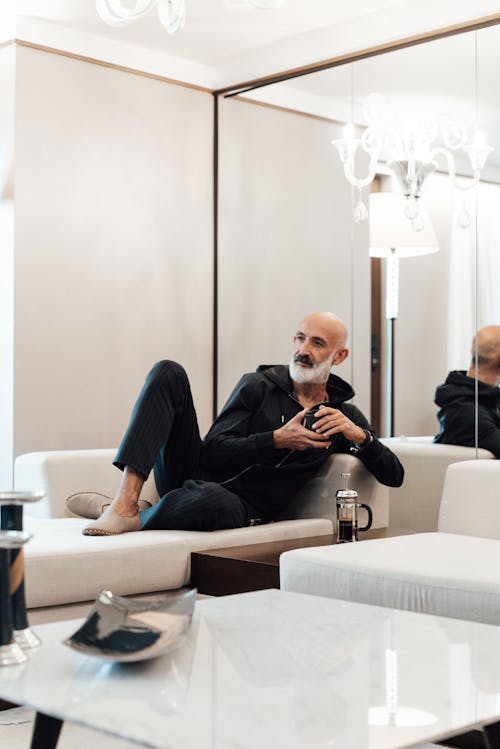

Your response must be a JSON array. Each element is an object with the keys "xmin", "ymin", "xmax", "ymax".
[
  {"xmin": 332, "ymin": 94, "xmax": 493, "ymax": 228},
  {"xmin": 96, "ymin": 0, "xmax": 284, "ymax": 35}
]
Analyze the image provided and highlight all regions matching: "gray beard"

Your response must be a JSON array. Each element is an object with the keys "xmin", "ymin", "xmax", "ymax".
[{"xmin": 289, "ymin": 356, "xmax": 333, "ymax": 385}]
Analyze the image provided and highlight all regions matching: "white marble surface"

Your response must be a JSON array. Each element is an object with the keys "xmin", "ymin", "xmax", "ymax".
[{"xmin": 2, "ymin": 589, "xmax": 500, "ymax": 749}]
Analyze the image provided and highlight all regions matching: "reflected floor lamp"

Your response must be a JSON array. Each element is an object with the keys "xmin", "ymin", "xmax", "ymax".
[{"xmin": 369, "ymin": 193, "xmax": 439, "ymax": 437}]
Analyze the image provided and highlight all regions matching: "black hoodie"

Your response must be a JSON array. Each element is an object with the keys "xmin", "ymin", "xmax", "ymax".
[
  {"xmin": 202, "ymin": 365, "xmax": 404, "ymax": 518},
  {"xmin": 434, "ymin": 370, "xmax": 500, "ymax": 457}
]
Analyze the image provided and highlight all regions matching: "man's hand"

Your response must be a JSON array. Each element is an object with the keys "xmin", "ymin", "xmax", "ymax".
[
  {"xmin": 273, "ymin": 410, "xmax": 331, "ymax": 451},
  {"xmin": 306, "ymin": 406, "xmax": 367, "ymax": 444}
]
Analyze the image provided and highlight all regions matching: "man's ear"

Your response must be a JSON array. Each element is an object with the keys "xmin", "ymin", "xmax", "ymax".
[{"xmin": 332, "ymin": 348, "xmax": 349, "ymax": 366}]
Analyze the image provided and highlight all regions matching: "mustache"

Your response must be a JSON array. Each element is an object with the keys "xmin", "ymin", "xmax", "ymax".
[{"xmin": 294, "ymin": 354, "xmax": 314, "ymax": 367}]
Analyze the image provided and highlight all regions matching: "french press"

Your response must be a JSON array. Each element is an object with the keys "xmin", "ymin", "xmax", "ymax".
[{"xmin": 335, "ymin": 473, "xmax": 373, "ymax": 543}]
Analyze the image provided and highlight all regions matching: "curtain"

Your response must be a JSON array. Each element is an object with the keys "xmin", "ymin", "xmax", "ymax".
[{"xmin": 447, "ymin": 180, "xmax": 500, "ymax": 371}]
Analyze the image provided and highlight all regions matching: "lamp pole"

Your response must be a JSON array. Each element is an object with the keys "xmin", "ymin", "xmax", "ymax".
[
  {"xmin": 385, "ymin": 248, "xmax": 399, "ymax": 438},
  {"xmin": 368, "ymin": 192, "xmax": 439, "ymax": 439}
]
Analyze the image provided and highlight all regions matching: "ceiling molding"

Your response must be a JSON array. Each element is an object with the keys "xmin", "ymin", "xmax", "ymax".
[
  {"xmin": 15, "ymin": 39, "xmax": 213, "ymax": 92},
  {"xmin": 15, "ymin": 15, "xmax": 216, "ymax": 89},
  {"xmin": 215, "ymin": 10, "xmax": 500, "ymax": 95}
]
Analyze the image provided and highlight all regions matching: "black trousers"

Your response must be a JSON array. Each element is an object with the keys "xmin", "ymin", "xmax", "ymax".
[{"xmin": 114, "ymin": 361, "xmax": 258, "ymax": 532}]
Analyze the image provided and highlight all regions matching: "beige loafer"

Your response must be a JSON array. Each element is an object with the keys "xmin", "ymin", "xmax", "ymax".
[
  {"xmin": 82, "ymin": 506, "xmax": 142, "ymax": 536},
  {"xmin": 67, "ymin": 492, "xmax": 152, "ymax": 519},
  {"xmin": 66, "ymin": 492, "xmax": 112, "ymax": 519}
]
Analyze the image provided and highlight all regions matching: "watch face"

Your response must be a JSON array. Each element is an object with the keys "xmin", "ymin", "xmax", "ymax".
[{"xmin": 355, "ymin": 430, "xmax": 372, "ymax": 448}]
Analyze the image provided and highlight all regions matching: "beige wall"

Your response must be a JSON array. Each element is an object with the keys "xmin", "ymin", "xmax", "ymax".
[
  {"xmin": 217, "ymin": 97, "xmax": 371, "ymax": 418},
  {"xmin": 11, "ymin": 46, "xmax": 214, "ymax": 462}
]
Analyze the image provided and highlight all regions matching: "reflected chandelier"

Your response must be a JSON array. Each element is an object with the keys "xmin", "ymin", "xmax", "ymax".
[
  {"xmin": 96, "ymin": 0, "xmax": 285, "ymax": 35},
  {"xmin": 332, "ymin": 94, "xmax": 494, "ymax": 229}
]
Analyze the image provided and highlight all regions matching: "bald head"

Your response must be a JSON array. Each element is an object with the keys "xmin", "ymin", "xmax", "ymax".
[
  {"xmin": 469, "ymin": 325, "xmax": 500, "ymax": 384},
  {"xmin": 299, "ymin": 311, "xmax": 348, "ymax": 349},
  {"xmin": 290, "ymin": 311, "xmax": 349, "ymax": 385},
  {"xmin": 471, "ymin": 326, "xmax": 500, "ymax": 366}
]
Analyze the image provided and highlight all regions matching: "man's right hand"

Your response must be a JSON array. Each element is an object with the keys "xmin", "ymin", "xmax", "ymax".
[{"xmin": 273, "ymin": 409, "xmax": 331, "ymax": 451}]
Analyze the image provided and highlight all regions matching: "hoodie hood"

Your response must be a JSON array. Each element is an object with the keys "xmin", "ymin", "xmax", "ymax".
[
  {"xmin": 256, "ymin": 364, "xmax": 355, "ymax": 405},
  {"xmin": 434, "ymin": 370, "xmax": 500, "ymax": 408}
]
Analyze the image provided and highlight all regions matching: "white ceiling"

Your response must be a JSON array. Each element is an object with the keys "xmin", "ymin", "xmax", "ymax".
[
  {"xmin": 12, "ymin": 0, "xmax": 500, "ymax": 89},
  {"xmin": 16, "ymin": 0, "xmax": 406, "ymax": 66}
]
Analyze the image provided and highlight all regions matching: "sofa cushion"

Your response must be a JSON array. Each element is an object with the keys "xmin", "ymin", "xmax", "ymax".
[
  {"xmin": 380, "ymin": 439, "xmax": 494, "ymax": 532},
  {"xmin": 280, "ymin": 532, "xmax": 500, "ymax": 624},
  {"xmin": 438, "ymin": 460, "xmax": 500, "ymax": 538},
  {"xmin": 15, "ymin": 450, "xmax": 159, "ymax": 519},
  {"xmin": 25, "ymin": 516, "xmax": 333, "ymax": 608}
]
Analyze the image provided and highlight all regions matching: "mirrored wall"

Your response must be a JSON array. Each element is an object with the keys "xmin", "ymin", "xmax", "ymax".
[{"xmin": 218, "ymin": 22, "xmax": 500, "ymax": 452}]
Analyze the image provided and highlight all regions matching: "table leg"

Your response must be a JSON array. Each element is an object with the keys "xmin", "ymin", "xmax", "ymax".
[
  {"xmin": 30, "ymin": 712, "xmax": 63, "ymax": 749},
  {"xmin": 483, "ymin": 721, "xmax": 500, "ymax": 749}
]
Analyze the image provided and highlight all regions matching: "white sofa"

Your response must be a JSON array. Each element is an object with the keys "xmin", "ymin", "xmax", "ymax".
[
  {"xmin": 281, "ymin": 460, "xmax": 500, "ymax": 625},
  {"xmin": 14, "ymin": 449, "xmax": 389, "ymax": 610},
  {"xmin": 380, "ymin": 437, "xmax": 494, "ymax": 531}
]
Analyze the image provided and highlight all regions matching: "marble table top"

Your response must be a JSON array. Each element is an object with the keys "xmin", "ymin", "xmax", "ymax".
[{"xmin": 2, "ymin": 589, "xmax": 500, "ymax": 749}]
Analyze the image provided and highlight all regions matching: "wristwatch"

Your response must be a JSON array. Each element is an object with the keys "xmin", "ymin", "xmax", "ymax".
[{"xmin": 353, "ymin": 428, "xmax": 374, "ymax": 449}]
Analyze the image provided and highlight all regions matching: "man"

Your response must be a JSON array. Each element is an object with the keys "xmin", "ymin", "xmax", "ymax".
[
  {"xmin": 72, "ymin": 311, "xmax": 404, "ymax": 535},
  {"xmin": 434, "ymin": 325, "xmax": 500, "ymax": 456}
]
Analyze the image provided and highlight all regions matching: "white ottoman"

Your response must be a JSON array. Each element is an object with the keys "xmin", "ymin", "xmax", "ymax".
[{"xmin": 280, "ymin": 532, "xmax": 500, "ymax": 625}]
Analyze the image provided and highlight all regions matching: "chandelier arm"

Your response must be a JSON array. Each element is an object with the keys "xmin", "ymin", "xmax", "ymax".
[
  {"xmin": 107, "ymin": 0, "xmax": 154, "ymax": 14},
  {"xmin": 430, "ymin": 147, "xmax": 480, "ymax": 192},
  {"xmin": 343, "ymin": 157, "xmax": 378, "ymax": 190},
  {"xmin": 96, "ymin": 0, "xmax": 154, "ymax": 25},
  {"xmin": 157, "ymin": 0, "xmax": 186, "ymax": 34}
]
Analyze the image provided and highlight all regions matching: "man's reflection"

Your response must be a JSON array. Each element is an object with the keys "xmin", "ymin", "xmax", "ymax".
[{"xmin": 434, "ymin": 325, "xmax": 500, "ymax": 456}]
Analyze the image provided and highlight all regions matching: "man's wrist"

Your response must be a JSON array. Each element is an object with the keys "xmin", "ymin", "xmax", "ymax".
[
  {"xmin": 273, "ymin": 428, "xmax": 285, "ymax": 449},
  {"xmin": 353, "ymin": 428, "xmax": 373, "ymax": 448}
]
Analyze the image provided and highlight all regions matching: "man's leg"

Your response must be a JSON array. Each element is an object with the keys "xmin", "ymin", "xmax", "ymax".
[
  {"xmin": 83, "ymin": 361, "xmax": 203, "ymax": 535},
  {"xmin": 114, "ymin": 360, "xmax": 203, "ymax": 494},
  {"xmin": 140, "ymin": 480, "xmax": 258, "ymax": 532}
]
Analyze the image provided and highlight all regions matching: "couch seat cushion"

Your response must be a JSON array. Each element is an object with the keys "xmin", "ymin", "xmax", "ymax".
[
  {"xmin": 24, "ymin": 517, "xmax": 189, "ymax": 608},
  {"xmin": 24, "ymin": 517, "xmax": 333, "ymax": 608}
]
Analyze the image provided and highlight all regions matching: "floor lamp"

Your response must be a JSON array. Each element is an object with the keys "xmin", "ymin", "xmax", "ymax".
[{"xmin": 369, "ymin": 193, "xmax": 439, "ymax": 437}]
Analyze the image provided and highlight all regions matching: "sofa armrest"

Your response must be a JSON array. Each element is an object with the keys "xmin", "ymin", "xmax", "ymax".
[
  {"xmin": 14, "ymin": 450, "xmax": 159, "ymax": 518},
  {"xmin": 275, "ymin": 453, "xmax": 389, "ymax": 529}
]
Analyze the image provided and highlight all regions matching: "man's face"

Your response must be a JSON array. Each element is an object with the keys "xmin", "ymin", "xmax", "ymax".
[{"xmin": 289, "ymin": 318, "xmax": 348, "ymax": 385}]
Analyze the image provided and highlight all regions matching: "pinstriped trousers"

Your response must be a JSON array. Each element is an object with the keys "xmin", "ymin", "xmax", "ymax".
[{"xmin": 113, "ymin": 361, "xmax": 257, "ymax": 532}]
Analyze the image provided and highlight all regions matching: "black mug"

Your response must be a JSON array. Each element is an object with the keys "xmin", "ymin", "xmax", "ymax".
[{"xmin": 303, "ymin": 403, "xmax": 329, "ymax": 431}]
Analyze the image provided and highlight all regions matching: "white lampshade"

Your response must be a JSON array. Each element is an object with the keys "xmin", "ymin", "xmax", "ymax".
[{"xmin": 369, "ymin": 192, "xmax": 439, "ymax": 258}]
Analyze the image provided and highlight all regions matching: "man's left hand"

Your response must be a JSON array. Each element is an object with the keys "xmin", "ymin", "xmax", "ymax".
[{"xmin": 308, "ymin": 406, "xmax": 367, "ymax": 444}]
